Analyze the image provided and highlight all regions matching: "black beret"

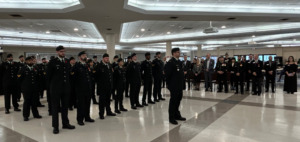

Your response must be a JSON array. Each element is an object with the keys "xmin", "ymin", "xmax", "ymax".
[
  {"xmin": 131, "ymin": 53, "xmax": 136, "ymax": 58},
  {"xmin": 103, "ymin": 53, "xmax": 109, "ymax": 58},
  {"xmin": 93, "ymin": 56, "xmax": 97, "ymax": 58},
  {"xmin": 7, "ymin": 54, "xmax": 13, "ymax": 58},
  {"xmin": 155, "ymin": 52, "xmax": 161, "ymax": 55},
  {"xmin": 127, "ymin": 56, "xmax": 132, "ymax": 59},
  {"xmin": 171, "ymin": 48, "xmax": 180, "ymax": 54},
  {"xmin": 87, "ymin": 59, "xmax": 93, "ymax": 63},
  {"xmin": 117, "ymin": 58, "xmax": 123, "ymax": 63},
  {"xmin": 42, "ymin": 58, "xmax": 46, "ymax": 60},
  {"xmin": 25, "ymin": 57, "xmax": 32, "ymax": 61},
  {"xmin": 114, "ymin": 55, "xmax": 119, "ymax": 59},
  {"xmin": 69, "ymin": 57, "xmax": 75, "ymax": 60},
  {"xmin": 19, "ymin": 55, "xmax": 24, "ymax": 58},
  {"xmin": 56, "ymin": 45, "xmax": 64, "ymax": 51},
  {"xmin": 145, "ymin": 52, "xmax": 150, "ymax": 56},
  {"xmin": 78, "ymin": 51, "xmax": 86, "ymax": 57}
]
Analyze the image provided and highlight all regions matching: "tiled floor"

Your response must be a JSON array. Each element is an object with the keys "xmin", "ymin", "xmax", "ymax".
[{"xmin": 0, "ymin": 80, "xmax": 299, "ymax": 142}]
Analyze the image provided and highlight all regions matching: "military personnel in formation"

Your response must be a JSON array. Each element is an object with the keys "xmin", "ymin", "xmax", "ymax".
[
  {"xmin": 17, "ymin": 55, "xmax": 25, "ymax": 102},
  {"xmin": 17, "ymin": 57, "xmax": 42, "ymax": 121},
  {"xmin": 264, "ymin": 56, "xmax": 277, "ymax": 93},
  {"xmin": 31, "ymin": 56, "xmax": 45, "ymax": 108},
  {"xmin": 228, "ymin": 58, "xmax": 236, "ymax": 90},
  {"xmin": 234, "ymin": 56, "xmax": 246, "ymax": 94},
  {"xmin": 47, "ymin": 46, "xmax": 75, "ymax": 134},
  {"xmin": 87, "ymin": 59, "xmax": 98, "ymax": 104},
  {"xmin": 38, "ymin": 58, "xmax": 47, "ymax": 99},
  {"xmin": 127, "ymin": 53, "xmax": 143, "ymax": 109},
  {"xmin": 215, "ymin": 56, "xmax": 228, "ymax": 93},
  {"xmin": 92, "ymin": 56, "xmax": 99, "ymax": 67},
  {"xmin": 73, "ymin": 51, "xmax": 95, "ymax": 126},
  {"xmin": 152, "ymin": 52, "xmax": 165, "ymax": 102},
  {"xmin": 246, "ymin": 54, "xmax": 254, "ymax": 91},
  {"xmin": 96, "ymin": 53, "xmax": 116, "ymax": 119},
  {"xmin": 69, "ymin": 57, "xmax": 77, "ymax": 110},
  {"xmin": 113, "ymin": 58, "xmax": 128, "ymax": 113},
  {"xmin": 251, "ymin": 54, "xmax": 263, "ymax": 96},
  {"xmin": 124, "ymin": 56, "xmax": 132, "ymax": 98},
  {"xmin": 111, "ymin": 55, "xmax": 119, "ymax": 99},
  {"xmin": 164, "ymin": 48, "xmax": 186, "ymax": 125},
  {"xmin": 141, "ymin": 52, "xmax": 155, "ymax": 106},
  {"xmin": 1, "ymin": 54, "xmax": 21, "ymax": 114}
]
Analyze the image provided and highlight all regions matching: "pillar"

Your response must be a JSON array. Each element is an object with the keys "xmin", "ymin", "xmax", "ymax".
[
  {"xmin": 196, "ymin": 45, "xmax": 202, "ymax": 58},
  {"xmin": 166, "ymin": 41, "xmax": 172, "ymax": 58},
  {"xmin": 106, "ymin": 34, "xmax": 115, "ymax": 62}
]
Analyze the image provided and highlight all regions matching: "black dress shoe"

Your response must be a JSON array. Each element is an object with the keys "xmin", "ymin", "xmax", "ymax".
[
  {"xmin": 85, "ymin": 118, "xmax": 95, "ymax": 122},
  {"xmin": 217, "ymin": 90, "xmax": 222, "ymax": 93},
  {"xmin": 120, "ymin": 108, "xmax": 128, "ymax": 111},
  {"xmin": 258, "ymin": 93, "xmax": 261, "ymax": 96},
  {"xmin": 205, "ymin": 89, "xmax": 208, "ymax": 91},
  {"xmin": 169, "ymin": 120, "xmax": 178, "ymax": 125},
  {"xmin": 159, "ymin": 98, "xmax": 166, "ymax": 101},
  {"xmin": 142, "ymin": 102, "xmax": 148, "ymax": 106},
  {"xmin": 265, "ymin": 90, "xmax": 269, "ymax": 92},
  {"xmin": 272, "ymin": 90, "xmax": 275, "ymax": 93},
  {"xmin": 24, "ymin": 117, "xmax": 29, "ymax": 121},
  {"xmin": 115, "ymin": 110, "xmax": 121, "ymax": 114},
  {"xmin": 62, "ymin": 124, "xmax": 75, "ymax": 129},
  {"xmin": 34, "ymin": 115, "xmax": 42, "ymax": 119},
  {"xmin": 69, "ymin": 107, "xmax": 73, "ymax": 111},
  {"xmin": 125, "ymin": 95, "xmax": 129, "ymax": 98},
  {"xmin": 136, "ymin": 104, "xmax": 144, "ymax": 107},
  {"xmin": 241, "ymin": 92, "xmax": 244, "ymax": 95},
  {"xmin": 154, "ymin": 99, "xmax": 160, "ymax": 102},
  {"xmin": 225, "ymin": 91, "xmax": 228, "ymax": 93},
  {"xmin": 5, "ymin": 109, "xmax": 10, "ymax": 114},
  {"xmin": 148, "ymin": 101, "xmax": 155, "ymax": 104},
  {"xmin": 235, "ymin": 92, "xmax": 239, "ymax": 94},
  {"xmin": 252, "ymin": 92, "xmax": 257, "ymax": 95},
  {"xmin": 107, "ymin": 112, "xmax": 116, "ymax": 116},
  {"xmin": 131, "ymin": 106, "xmax": 137, "ymax": 110},
  {"xmin": 14, "ymin": 108, "xmax": 21, "ymax": 112},
  {"xmin": 100, "ymin": 116, "xmax": 105, "ymax": 119},
  {"xmin": 53, "ymin": 128, "xmax": 59, "ymax": 134},
  {"xmin": 78, "ymin": 122, "xmax": 85, "ymax": 126},
  {"xmin": 176, "ymin": 117, "xmax": 186, "ymax": 121}
]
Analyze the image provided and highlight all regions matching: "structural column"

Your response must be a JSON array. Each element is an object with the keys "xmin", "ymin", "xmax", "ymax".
[
  {"xmin": 106, "ymin": 34, "xmax": 116, "ymax": 62},
  {"xmin": 196, "ymin": 45, "xmax": 202, "ymax": 58},
  {"xmin": 166, "ymin": 41, "xmax": 172, "ymax": 58}
]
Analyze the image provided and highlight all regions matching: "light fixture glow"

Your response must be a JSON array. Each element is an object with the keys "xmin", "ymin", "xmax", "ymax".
[
  {"xmin": 221, "ymin": 26, "xmax": 226, "ymax": 29},
  {"xmin": 46, "ymin": 31, "xmax": 50, "ymax": 34},
  {"xmin": 0, "ymin": 0, "xmax": 81, "ymax": 10},
  {"xmin": 167, "ymin": 31, "xmax": 171, "ymax": 34},
  {"xmin": 74, "ymin": 28, "xmax": 79, "ymax": 31},
  {"xmin": 141, "ymin": 28, "xmax": 145, "ymax": 32},
  {"xmin": 252, "ymin": 35, "xmax": 256, "ymax": 38}
]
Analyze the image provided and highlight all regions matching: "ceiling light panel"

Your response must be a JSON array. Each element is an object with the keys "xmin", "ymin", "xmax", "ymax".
[
  {"xmin": 0, "ymin": 0, "xmax": 80, "ymax": 10},
  {"xmin": 126, "ymin": 0, "xmax": 300, "ymax": 15}
]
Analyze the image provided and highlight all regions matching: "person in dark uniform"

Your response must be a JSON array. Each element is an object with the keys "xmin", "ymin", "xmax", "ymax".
[
  {"xmin": 17, "ymin": 57, "xmax": 42, "ymax": 121},
  {"xmin": 162, "ymin": 57, "xmax": 167, "ymax": 88},
  {"xmin": 224, "ymin": 53, "xmax": 231, "ymax": 64},
  {"xmin": 183, "ymin": 55, "xmax": 192, "ymax": 90},
  {"xmin": 264, "ymin": 56, "xmax": 277, "ymax": 93},
  {"xmin": 246, "ymin": 54, "xmax": 254, "ymax": 91},
  {"xmin": 96, "ymin": 53, "xmax": 116, "ymax": 119},
  {"xmin": 152, "ymin": 52, "xmax": 166, "ymax": 102},
  {"xmin": 216, "ymin": 56, "xmax": 228, "ymax": 93},
  {"xmin": 30, "ymin": 56, "xmax": 45, "ymax": 108},
  {"xmin": 87, "ymin": 59, "xmax": 98, "ymax": 105},
  {"xmin": 73, "ymin": 51, "xmax": 95, "ymax": 126},
  {"xmin": 165, "ymin": 48, "xmax": 186, "ymax": 125},
  {"xmin": 141, "ymin": 52, "xmax": 155, "ymax": 106},
  {"xmin": 127, "ymin": 53, "xmax": 143, "ymax": 109},
  {"xmin": 284, "ymin": 56, "xmax": 298, "ymax": 94},
  {"xmin": 47, "ymin": 46, "xmax": 75, "ymax": 134},
  {"xmin": 93, "ymin": 56, "xmax": 99, "ymax": 67},
  {"xmin": 1, "ymin": 54, "xmax": 21, "ymax": 114},
  {"xmin": 251, "ymin": 54, "xmax": 263, "ymax": 96},
  {"xmin": 69, "ymin": 57, "xmax": 77, "ymax": 110},
  {"xmin": 38, "ymin": 58, "xmax": 47, "ymax": 99},
  {"xmin": 111, "ymin": 55, "xmax": 119, "ymax": 100},
  {"xmin": 17, "ymin": 55, "xmax": 25, "ymax": 102},
  {"xmin": 235, "ymin": 56, "xmax": 246, "ymax": 94},
  {"xmin": 113, "ymin": 58, "xmax": 128, "ymax": 114},
  {"xmin": 228, "ymin": 58, "xmax": 236, "ymax": 90},
  {"xmin": 124, "ymin": 56, "xmax": 132, "ymax": 98}
]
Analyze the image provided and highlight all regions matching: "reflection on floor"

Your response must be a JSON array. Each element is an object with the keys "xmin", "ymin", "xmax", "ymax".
[{"xmin": 0, "ymin": 80, "xmax": 299, "ymax": 142}]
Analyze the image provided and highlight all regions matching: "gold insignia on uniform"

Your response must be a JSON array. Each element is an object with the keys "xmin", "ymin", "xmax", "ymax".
[
  {"xmin": 93, "ymin": 71, "xmax": 96, "ymax": 73},
  {"xmin": 17, "ymin": 75, "xmax": 21, "ymax": 77},
  {"xmin": 43, "ymin": 72, "xmax": 46, "ymax": 75},
  {"xmin": 71, "ymin": 72, "xmax": 74, "ymax": 75}
]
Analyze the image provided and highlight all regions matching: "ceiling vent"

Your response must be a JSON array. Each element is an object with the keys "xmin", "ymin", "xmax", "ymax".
[
  {"xmin": 203, "ymin": 21, "xmax": 219, "ymax": 34},
  {"xmin": 182, "ymin": 27, "xmax": 193, "ymax": 30},
  {"xmin": 50, "ymin": 30, "xmax": 62, "ymax": 33},
  {"xmin": 10, "ymin": 14, "xmax": 23, "ymax": 17}
]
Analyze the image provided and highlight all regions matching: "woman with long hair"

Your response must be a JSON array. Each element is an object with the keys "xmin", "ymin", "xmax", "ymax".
[{"xmin": 284, "ymin": 56, "xmax": 298, "ymax": 94}]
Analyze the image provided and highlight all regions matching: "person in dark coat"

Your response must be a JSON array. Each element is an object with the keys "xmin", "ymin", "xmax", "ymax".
[
  {"xmin": 69, "ymin": 57, "xmax": 77, "ymax": 110},
  {"xmin": 127, "ymin": 53, "xmax": 143, "ymax": 109},
  {"xmin": 183, "ymin": 55, "xmax": 192, "ymax": 90},
  {"xmin": 124, "ymin": 56, "xmax": 132, "ymax": 98},
  {"xmin": 17, "ymin": 57, "xmax": 42, "ymax": 121},
  {"xmin": 141, "ymin": 52, "xmax": 155, "ymax": 106},
  {"xmin": 264, "ymin": 56, "xmax": 277, "ymax": 93},
  {"xmin": 203, "ymin": 53, "xmax": 215, "ymax": 92},
  {"xmin": 96, "ymin": 53, "xmax": 116, "ymax": 119},
  {"xmin": 111, "ymin": 55, "xmax": 119, "ymax": 100},
  {"xmin": 152, "ymin": 52, "xmax": 166, "ymax": 102},
  {"xmin": 235, "ymin": 56, "xmax": 246, "ymax": 94},
  {"xmin": 246, "ymin": 54, "xmax": 254, "ymax": 91},
  {"xmin": 1, "ymin": 54, "xmax": 21, "ymax": 114},
  {"xmin": 215, "ymin": 56, "xmax": 228, "ymax": 93},
  {"xmin": 47, "ymin": 46, "xmax": 75, "ymax": 134},
  {"xmin": 251, "ymin": 54, "xmax": 264, "ymax": 96},
  {"xmin": 73, "ymin": 51, "xmax": 95, "ymax": 126},
  {"xmin": 113, "ymin": 58, "xmax": 128, "ymax": 114},
  {"xmin": 228, "ymin": 58, "xmax": 236, "ymax": 90},
  {"xmin": 16, "ymin": 55, "xmax": 25, "ymax": 102},
  {"xmin": 38, "ymin": 58, "xmax": 47, "ymax": 99},
  {"xmin": 165, "ymin": 48, "xmax": 186, "ymax": 125},
  {"xmin": 93, "ymin": 56, "xmax": 99, "ymax": 67},
  {"xmin": 284, "ymin": 56, "xmax": 298, "ymax": 94},
  {"xmin": 87, "ymin": 59, "xmax": 98, "ymax": 104}
]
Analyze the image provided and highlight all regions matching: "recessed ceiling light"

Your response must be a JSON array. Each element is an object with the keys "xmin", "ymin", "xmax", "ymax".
[
  {"xmin": 293, "ymin": 38, "xmax": 297, "ymax": 41},
  {"xmin": 83, "ymin": 35, "xmax": 87, "ymax": 37},
  {"xmin": 74, "ymin": 28, "xmax": 79, "ymax": 31},
  {"xmin": 167, "ymin": 31, "xmax": 171, "ymax": 34},
  {"xmin": 136, "ymin": 35, "xmax": 140, "ymax": 38},
  {"xmin": 46, "ymin": 31, "xmax": 50, "ymax": 34},
  {"xmin": 141, "ymin": 28, "xmax": 145, "ymax": 32},
  {"xmin": 221, "ymin": 25, "xmax": 226, "ymax": 29},
  {"xmin": 252, "ymin": 35, "xmax": 256, "ymax": 38}
]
